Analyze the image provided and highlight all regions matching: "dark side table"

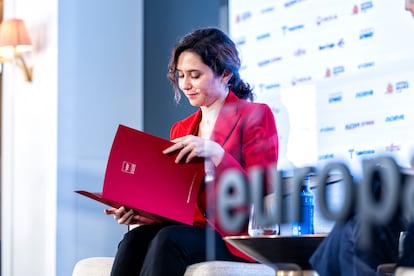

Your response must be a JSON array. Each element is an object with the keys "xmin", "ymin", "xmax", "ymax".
[{"xmin": 224, "ymin": 234, "xmax": 326, "ymax": 274}]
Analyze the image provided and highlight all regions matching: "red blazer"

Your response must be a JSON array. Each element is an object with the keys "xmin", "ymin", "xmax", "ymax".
[{"xmin": 170, "ymin": 91, "xmax": 279, "ymax": 260}]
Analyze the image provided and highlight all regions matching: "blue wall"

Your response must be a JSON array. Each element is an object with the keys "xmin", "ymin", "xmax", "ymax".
[{"xmin": 57, "ymin": 1, "xmax": 143, "ymax": 275}]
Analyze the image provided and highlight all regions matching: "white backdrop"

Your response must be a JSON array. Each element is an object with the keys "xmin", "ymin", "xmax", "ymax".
[{"xmin": 229, "ymin": 0, "xmax": 414, "ymax": 177}]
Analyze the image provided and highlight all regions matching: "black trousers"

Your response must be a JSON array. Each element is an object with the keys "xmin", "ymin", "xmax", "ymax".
[{"xmin": 110, "ymin": 224, "xmax": 246, "ymax": 276}]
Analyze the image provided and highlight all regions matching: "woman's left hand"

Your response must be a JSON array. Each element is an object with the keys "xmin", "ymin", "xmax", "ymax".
[
  {"xmin": 162, "ymin": 135, "xmax": 224, "ymax": 166},
  {"xmin": 104, "ymin": 206, "xmax": 162, "ymax": 225}
]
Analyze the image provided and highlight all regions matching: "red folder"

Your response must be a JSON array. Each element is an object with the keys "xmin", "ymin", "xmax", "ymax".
[{"xmin": 75, "ymin": 124, "xmax": 205, "ymax": 225}]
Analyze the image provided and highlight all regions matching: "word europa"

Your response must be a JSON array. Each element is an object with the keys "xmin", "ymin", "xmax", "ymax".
[{"xmin": 217, "ymin": 156, "xmax": 414, "ymax": 249}]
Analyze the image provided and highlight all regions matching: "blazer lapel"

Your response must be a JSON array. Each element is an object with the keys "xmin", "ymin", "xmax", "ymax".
[
  {"xmin": 211, "ymin": 92, "xmax": 241, "ymax": 146},
  {"xmin": 186, "ymin": 109, "xmax": 202, "ymax": 135}
]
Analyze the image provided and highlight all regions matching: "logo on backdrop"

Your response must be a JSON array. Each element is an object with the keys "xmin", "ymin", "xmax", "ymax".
[
  {"xmin": 345, "ymin": 120, "xmax": 375, "ymax": 131},
  {"xmin": 258, "ymin": 56, "xmax": 283, "ymax": 67},
  {"xmin": 385, "ymin": 82, "xmax": 409, "ymax": 94},
  {"xmin": 348, "ymin": 148, "xmax": 376, "ymax": 159},
  {"xmin": 355, "ymin": 89, "xmax": 374, "ymax": 98},
  {"xmin": 396, "ymin": 81, "xmax": 409, "ymax": 92},
  {"xmin": 256, "ymin": 32, "xmax": 271, "ymax": 41},
  {"xmin": 316, "ymin": 14, "xmax": 338, "ymax": 25},
  {"xmin": 318, "ymin": 38, "xmax": 345, "ymax": 51},
  {"xmin": 385, "ymin": 114, "xmax": 405, "ymax": 123},
  {"xmin": 318, "ymin": 153, "xmax": 335, "ymax": 160},
  {"xmin": 353, "ymin": 1, "xmax": 374, "ymax": 14},
  {"xmin": 361, "ymin": 1, "xmax": 374, "ymax": 12},
  {"xmin": 385, "ymin": 143, "xmax": 401, "ymax": 152},
  {"xmin": 235, "ymin": 11, "xmax": 252, "ymax": 24},
  {"xmin": 260, "ymin": 6, "xmax": 275, "ymax": 14},
  {"xmin": 328, "ymin": 92, "xmax": 343, "ymax": 103},
  {"xmin": 294, "ymin": 48, "xmax": 306, "ymax": 57},
  {"xmin": 320, "ymin": 126, "xmax": 336, "ymax": 133},
  {"xmin": 282, "ymin": 24, "xmax": 305, "ymax": 34},
  {"xmin": 359, "ymin": 28, "xmax": 375, "ymax": 40},
  {"xmin": 284, "ymin": 0, "xmax": 307, "ymax": 8},
  {"xmin": 234, "ymin": 37, "xmax": 246, "ymax": 47},
  {"xmin": 291, "ymin": 75, "xmax": 312, "ymax": 85},
  {"xmin": 357, "ymin": 61, "xmax": 375, "ymax": 70},
  {"xmin": 258, "ymin": 82, "xmax": 281, "ymax": 92}
]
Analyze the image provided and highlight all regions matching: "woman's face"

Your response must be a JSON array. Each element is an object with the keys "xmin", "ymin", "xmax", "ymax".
[
  {"xmin": 176, "ymin": 50, "xmax": 230, "ymax": 107},
  {"xmin": 407, "ymin": 0, "xmax": 414, "ymax": 16}
]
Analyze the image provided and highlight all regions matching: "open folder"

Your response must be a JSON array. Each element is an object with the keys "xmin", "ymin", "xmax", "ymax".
[{"xmin": 75, "ymin": 124, "xmax": 205, "ymax": 225}]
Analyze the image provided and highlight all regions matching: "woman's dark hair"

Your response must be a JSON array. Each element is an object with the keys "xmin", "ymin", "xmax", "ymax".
[{"xmin": 167, "ymin": 27, "xmax": 253, "ymax": 102}]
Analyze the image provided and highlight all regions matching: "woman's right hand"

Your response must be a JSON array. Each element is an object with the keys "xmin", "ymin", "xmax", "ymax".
[{"xmin": 104, "ymin": 206, "xmax": 159, "ymax": 225}]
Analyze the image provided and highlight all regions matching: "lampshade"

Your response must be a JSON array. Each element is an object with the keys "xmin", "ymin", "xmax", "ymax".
[{"xmin": 0, "ymin": 18, "xmax": 32, "ymax": 58}]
